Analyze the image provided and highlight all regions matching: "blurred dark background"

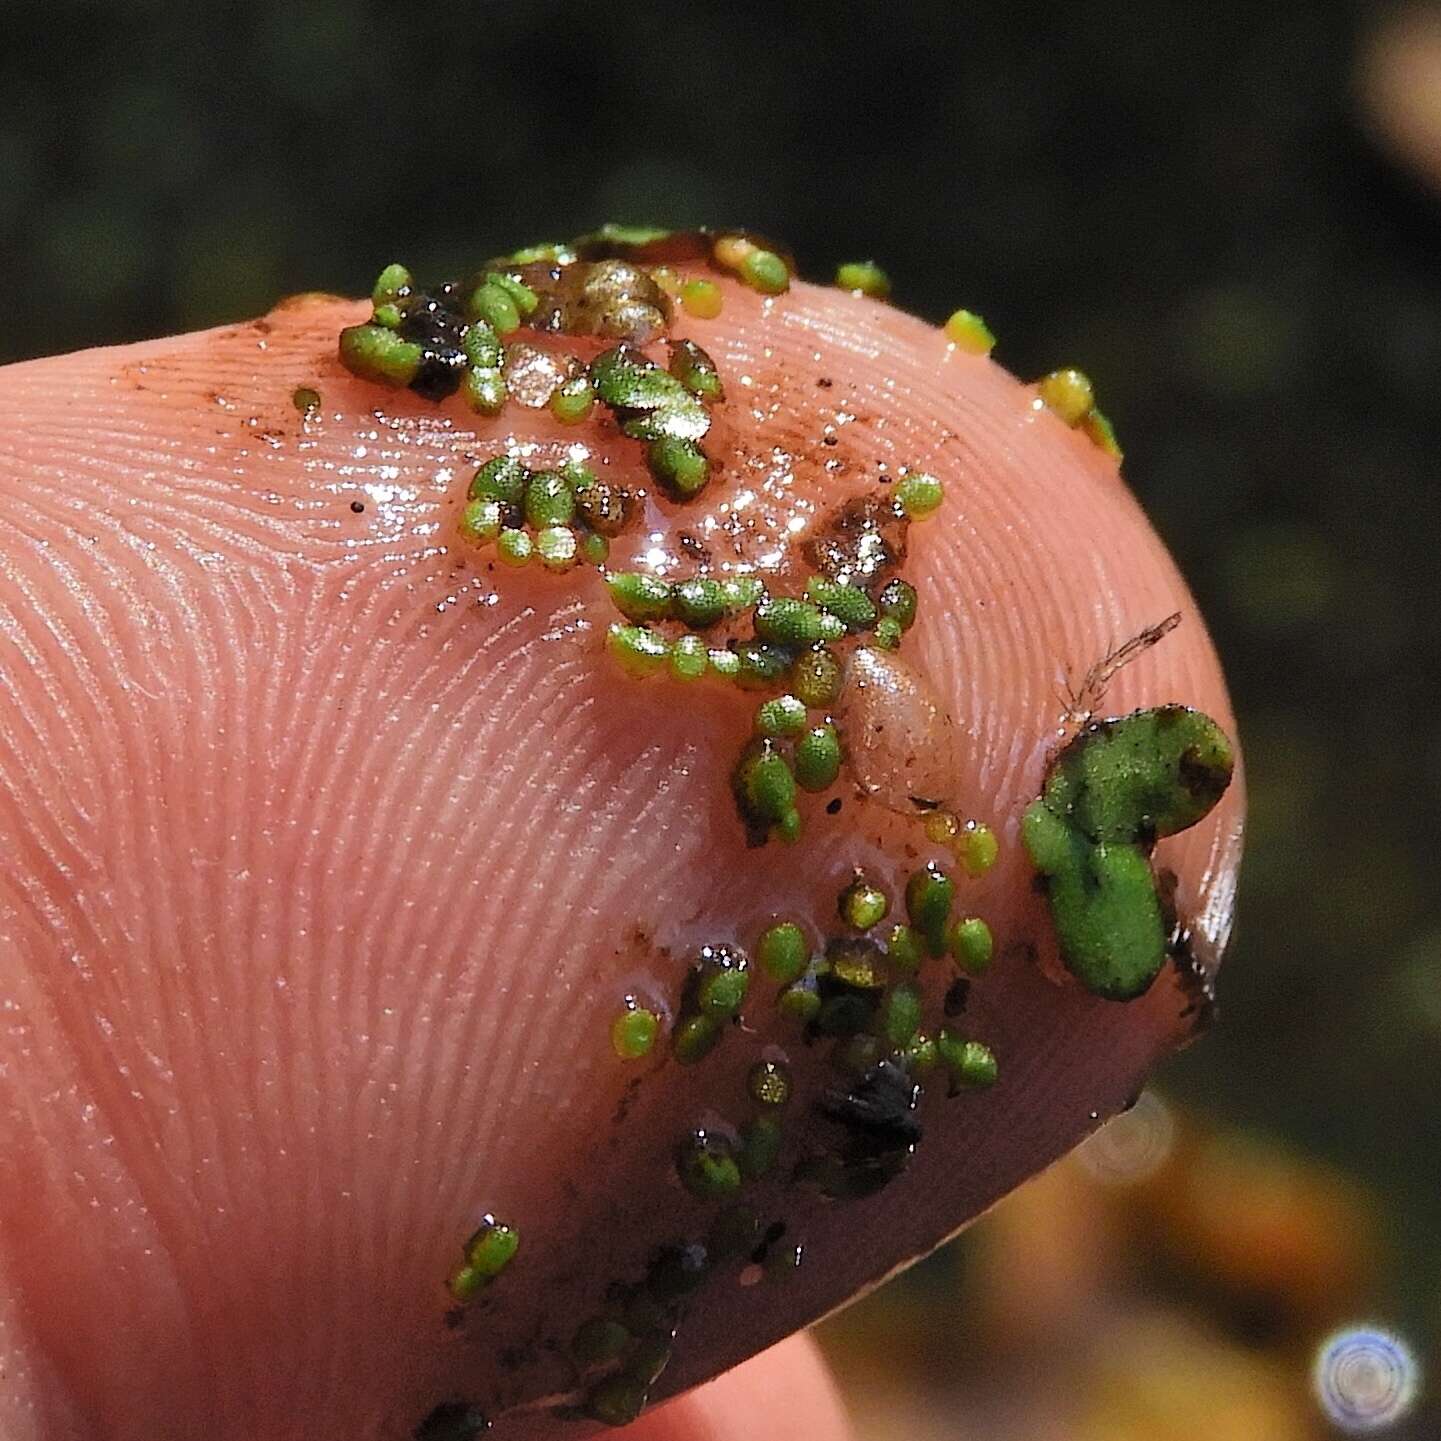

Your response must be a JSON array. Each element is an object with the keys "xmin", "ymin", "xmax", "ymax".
[{"xmin": 4, "ymin": 2, "xmax": 1437, "ymax": 1435}]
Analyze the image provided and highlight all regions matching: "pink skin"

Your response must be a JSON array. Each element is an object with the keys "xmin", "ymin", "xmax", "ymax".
[
  {"xmin": 625, "ymin": 1333, "xmax": 852, "ymax": 1441},
  {"xmin": 0, "ymin": 273, "xmax": 1243, "ymax": 1440}
]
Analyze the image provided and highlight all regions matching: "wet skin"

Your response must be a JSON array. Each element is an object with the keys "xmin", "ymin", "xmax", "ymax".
[{"xmin": 0, "ymin": 272, "xmax": 1243, "ymax": 1439}]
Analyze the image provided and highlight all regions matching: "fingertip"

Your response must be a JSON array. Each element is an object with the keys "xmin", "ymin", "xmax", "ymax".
[{"xmin": 620, "ymin": 1333, "xmax": 853, "ymax": 1441}]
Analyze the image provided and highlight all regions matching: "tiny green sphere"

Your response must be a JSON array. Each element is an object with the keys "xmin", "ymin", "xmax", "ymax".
[
  {"xmin": 805, "ymin": 575, "xmax": 878, "ymax": 632},
  {"xmin": 899, "ymin": 1031, "xmax": 939, "ymax": 1074},
  {"xmin": 793, "ymin": 723, "xmax": 843, "ymax": 793},
  {"xmin": 707, "ymin": 647, "xmax": 742, "ymax": 680},
  {"xmin": 825, "ymin": 936, "xmax": 887, "ymax": 991},
  {"xmin": 606, "ymin": 623, "xmax": 670, "ymax": 678},
  {"xmin": 1082, "ymin": 406, "xmax": 1123, "ymax": 459},
  {"xmin": 457, "ymin": 498, "xmax": 504, "ymax": 545},
  {"xmin": 777, "ymin": 975, "xmax": 823, "ymax": 1024},
  {"xmin": 585, "ymin": 1375, "xmax": 650, "ymax": 1428},
  {"xmin": 671, "ymin": 1012, "xmax": 722, "ymax": 1065},
  {"xmin": 524, "ymin": 469, "xmax": 577, "ymax": 529},
  {"xmin": 446, "ymin": 1263, "xmax": 484, "ymax": 1302},
  {"xmin": 536, "ymin": 525, "xmax": 579, "ymax": 572},
  {"xmin": 580, "ymin": 531, "xmax": 610, "ymax": 566},
  {"xmin": 484, "ymin": 269, "xmax": 539, "ymax": 317},
  {"xmin": 894, "ymin": 471, "xmax": 944, "ymax": 519},
  {"xmin": 960, "ymin": 821, "xmax": 999, "ymax": 877},
  {"xmin": 469, "ymin": 456, "xmax": 528, "ymax": 508},
  {"xmin": 673, "ymin": 577, "xmax": 726, "ymax": 629},
  {"xmin": 756, "ymin": 693, "xmax": 809, "ymax": 738},
  {"xmin": 468, "ymin": 282, "xmax": 521, "ymax": 336},
  {"xmin": 738, "ymin": 1115, "xmax": 783, "ymax": 1179},
  {"xmin": 577, "ymin": 221, "xmax": 673, "ymax": 249},
  {"xmin": 550, "ymin": 375, "xmax": 595, "ymax": 424},
  {"xmin": 884, "ymin": 923, "xmax": 924, "ymax": 975},
  {"xmin": 747, "ymin": 1059, "xmax": 792, "ymax": 1107},
  {"xmin": 944, "ymin": 308, "xmax": 995, "ymax": 354},
  {"xmin": 464, "ymin": 1218, "xmax": 519, "ymax": 1278},
  {"xmin": 939, "ymin": 1033, "xmax": 999, "ymax": 1088},
  {"xmin": 740, "ymin": 248, "xmax": 790, "ymax": 294},
  {"xmin": 372, "ymin": 302, "xmax": 403, "ymax": 329},
  {"xmin": 1037, "ymin": 368, "xmax": 1095, "ymax": 426},
  {"xmin": 292, "ymin": 385, "xmax": 320, "ymax": 415},
  {"xmin": 880, "ymin": 981, "xmax": 923, "ymax": 1048},
  {"xmin": 876, "ymin": 578, "xmax": 918, "ymax": 630},
  {"xmin": 370, "ymin": 261, "xmax": 413, "ymax": 308},
  {"xmin": 669, "ymin": 339, "xmax": 725, "ymax": 401},
  {"xmin": 754, "ymin": 596, "xmax": 828, "ymax": 647},
  {"xmin": 838, "ymin": 876, "xmax": 890, "ymax": 932},
  {"xmin": 791, "ymin": 645, "xmax": 844, "ymax": 707},
  {"xmin": 463, "ymin": 320, "xmax": 505, "ymax": 370},
  {"xmin": 572, "ymin": 1317, "xmax": 631, "ymax": 1367},
  {"xmin": 906, "ymin": 861, "xmax": 955, "ymax": 956},
  {"xmin": 718, "ymin": 575, "xmax": 765, "ymax": 613},
  {"xmin": 338, "ymin": 323, "xmax": 423, "ymax": 388},
  {"xmin": 948, "ymin": 917, "xmax": 994, "ymax": 975},
  {"xmin": 611, "ymin": 1006, "xmax": 659, "ymax": 1059},
  {"xmin": 625, "ymin": 1336, "xmax": 673, "ymax": 1388},
  {"xmin": 606, "ymin": 571, "xmax": 673, "ymax": 622},
  {"xmin": 676, "ymin": 1130, "xmax": 742, "ymax": 1200},
  {"xmin": 732, "ymin": 641, "xmax": 792, "ymax": 691},
  {"xmin": 873, "ymin": 616, "xmax": 904, "ymax": 650},
  {"xmin": 561, "ymin": 458, "xmax": 597, "ymax": 491},
  {"xmin": 496, "ymin": 527, "xmax": 533, "ymax": 566},
  {"xmin": 694, "ymin": 945, "xmax": 750, "ymax": 1017},
  {"xmin": 505, "ymin": 242, "xmax": 569, "ymax": 265},
  {"xmin": 680, "ymin": 278, "xmax": 724, "ymax": 319},
  {"xmin": 757, "ymin": 921, "xmax": 807, "ymax": 983},
  {"xmin": 669, "ymin": 633, "xmax": 709, "ymax": 681},
  {"xmin": 461, "ymin": 366, "xmax": 507, "ymax": 415},
  {"xmin": 647, "ymin": 436, "xmax": 710, "ymax": 498},
  {"xmin": 697, "ymin": 966, "xmax": 749, "ymax": 1018},
  {"xmin": 835, "ymin": 260, "xmax": 891, "ymax": 298}
]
